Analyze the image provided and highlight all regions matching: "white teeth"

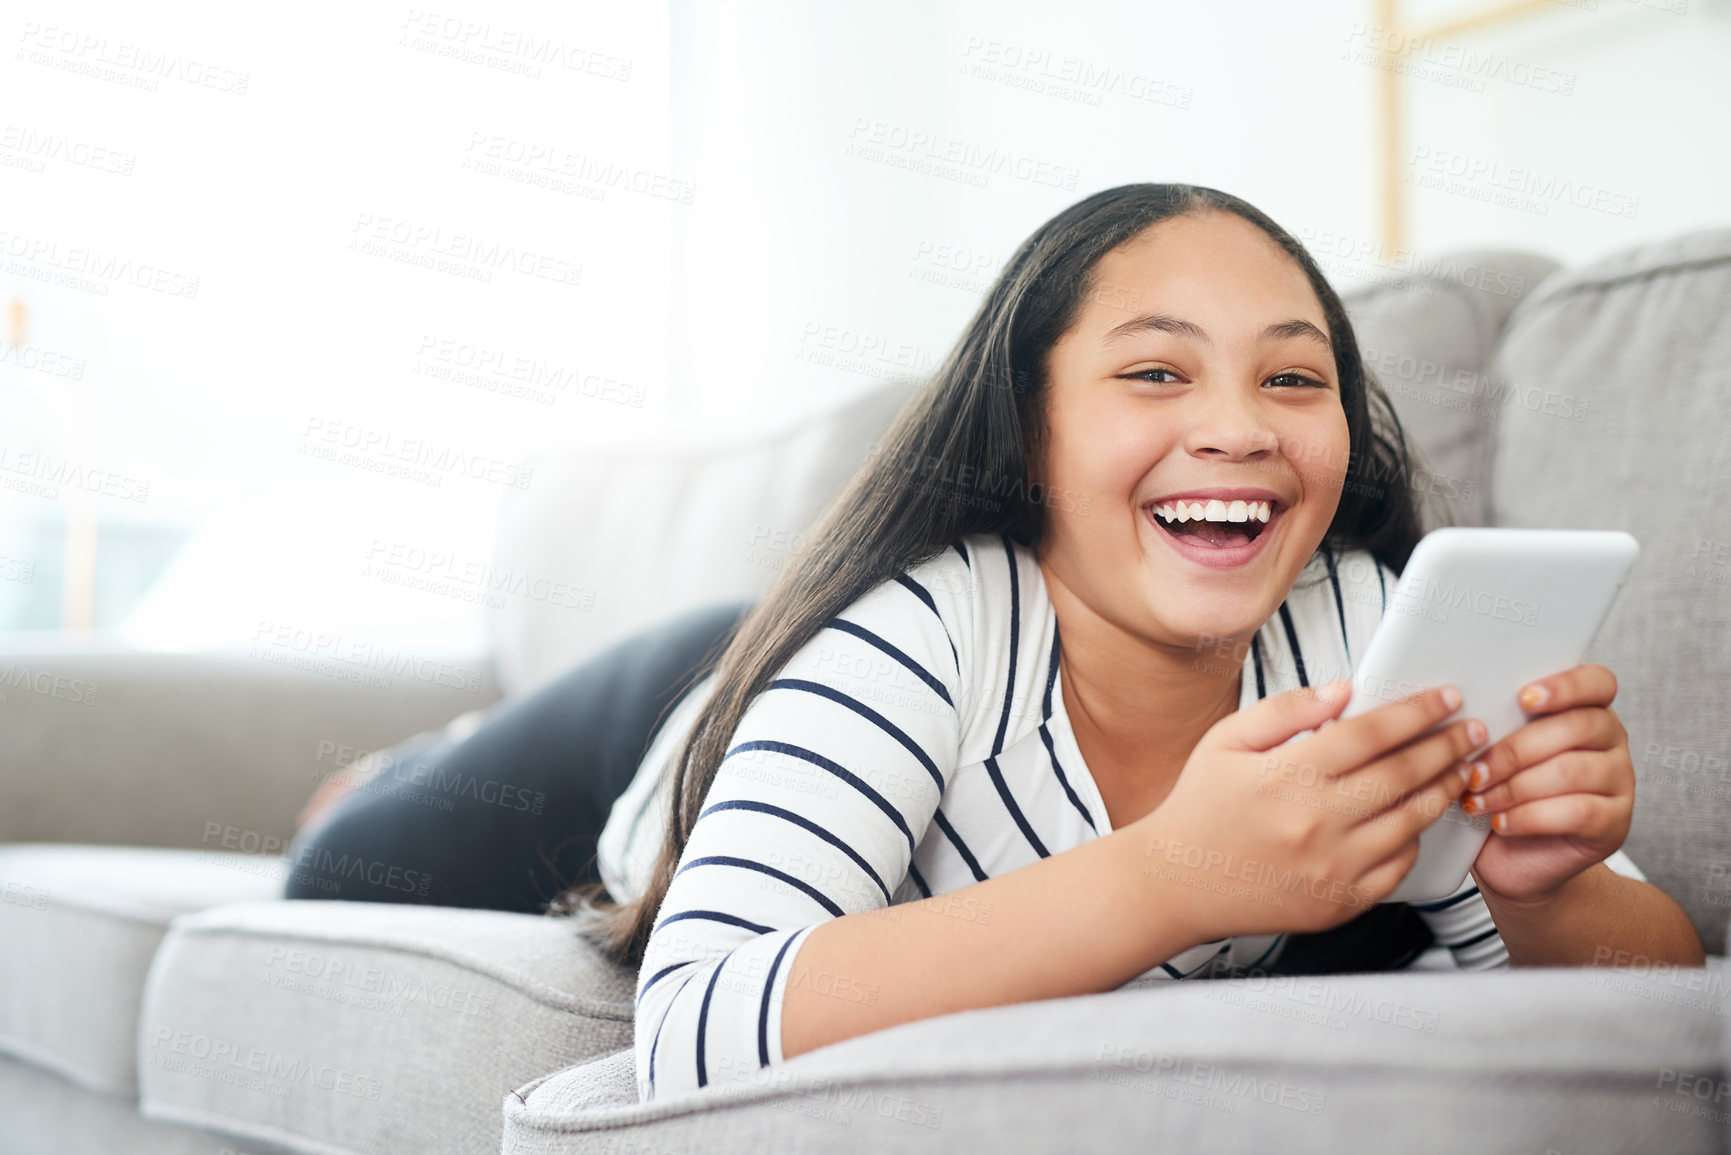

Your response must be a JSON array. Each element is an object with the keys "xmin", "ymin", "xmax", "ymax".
[{"xmin": 1151, "ymin": 499, "xmax": 1276, "ymax": 525}]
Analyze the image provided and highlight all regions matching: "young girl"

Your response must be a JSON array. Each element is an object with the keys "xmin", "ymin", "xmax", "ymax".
[{"xmin": 560, "ymin": 183, "xmax": 1704, "ymax": 1103}]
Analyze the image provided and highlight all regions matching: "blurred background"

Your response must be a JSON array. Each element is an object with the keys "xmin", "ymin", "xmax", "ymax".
[{"xmin": 2, "ymin": 0, "xmax": 1726, "ymax": 666}]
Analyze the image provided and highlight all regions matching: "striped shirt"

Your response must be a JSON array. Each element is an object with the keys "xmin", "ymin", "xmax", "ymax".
[{"xmin": 599, "ymin": 530, "xmax": 1648, "ymax": 1102}]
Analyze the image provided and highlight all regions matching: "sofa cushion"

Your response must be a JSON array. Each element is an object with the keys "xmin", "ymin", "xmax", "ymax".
[
  {"xmin": 0, "ymin": 1052, "xmax": 248, "ymax": 1155},
  {"xmin": 1341, "ymin": 249, "xmax": 1562, "ymax": 532},
  {"xmin": 138, "ymin": 899, "xmax": 636, "ymax": 1155},
  {"xmin": 486, "ymin": 377, "xmax": 921, "ymax": 697},
  {"xmin": 501, "ymin": 961, "xmax": 1730, "ymax": 1154},
  {"xmin": 0, "ymin": 845, "xmax": 281, "ymax": 1094},
  {"xmin": 0, "ymin": 651, "xmax": 498, "ymax": 852},
  {"xmin": 1490, "ymin": 228, "xmax": 1731, "ymax": 952}
]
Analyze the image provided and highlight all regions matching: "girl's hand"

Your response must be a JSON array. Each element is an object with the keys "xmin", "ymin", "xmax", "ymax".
[
  {"xmin": 1147, "ymin": 680, "xmax": 1482, "ymax": 942},
  {"xmin": 1459, "ymin": 663, "xmax": 1633, "ymax": 904}
]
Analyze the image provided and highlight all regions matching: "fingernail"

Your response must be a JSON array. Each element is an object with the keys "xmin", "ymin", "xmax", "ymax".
[
  {"xmin": 1519, "ymin": 684, "xmax": 1547, "ymax": 711},
  {"xmin": 1491, "ymin": 813, "xmax": 1508, "ymax": 833},
  {"xmin": 1454, "ymin": 763, "xmax": 1472, "ymax": 788},
  {"xmin": 1319, "ymin": 678, "xmax": 1350, "ymax": 704},
  {"xmin": 1441, "ymin": 686, "xmax": 1462, "ymax": 711},
  {"xmin": 1467, "ymin": 719, "xmax": 1488, "ymax": 746},
  {"xmin": 1461, "ymin": 794, "xmax": 1481, "ymax": 815},
  {"xmin": 1468, "ymin": 761, "xmax": 1489, "ymax": 791}
]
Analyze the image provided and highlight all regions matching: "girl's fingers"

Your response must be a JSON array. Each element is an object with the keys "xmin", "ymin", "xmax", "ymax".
[
  {"xmin": 1480, "ymin": 791, "xmax": 1621, "ymax": 837},
  {"xmin": 1295, "ymin": 684, "xmax": 1466, "ymax": 780},
  {"xmin": 1465, "ymin": 706, "xmax": 1621, "ymax": 795},
  {"xmin": 1357, "ymin": 838, "xmax": 1426, "ymax": 902},
  {"xmin": 1226, "ymin": 677, "xmax": 1355, "ymax": 753},
  {"xmin": 1342, "ymin": 719, "xmax": 1482, "ymax": 826},
  {"xmin": 1348, "ymin": 759, "xmax": 1473, "ymax": 866},
  {"xmin": 1461, "ymin": 749, "xmax": 1625, "ymax": 817},
  {"xmin": 1517, "ymin": 663, "xmax": 1618, "ymax": 717}
]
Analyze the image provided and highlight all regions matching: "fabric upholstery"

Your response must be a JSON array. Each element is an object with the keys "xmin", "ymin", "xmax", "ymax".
[
  {"xmin": 0, "ymin": 1053, "xmax": 247, "ymax": 1154},
  {"xmin": 0, "ymin": 845, "xmax": 281, "ymax": 1094},
  {"xmin": 137, "ymin": 899, "xmax": 635, "ymax": 1155},
  {"xmin": 1342, "ymin": 249, "xmax": 1563, "ymax": 532},
  {"xmin": 0, "ymin": 650, "xmax": 497, "ymax": 851},
  {"xmin": 1489, "ymin": 228, "xmax": 1731, "ymax": 952},
  {"xmin": 485, "ymin": 379, "xmax": 921, "ymax": 697},
  {"xmin": 502, "ymin": 960, "xmax": 1731, "ymax": 1154}
]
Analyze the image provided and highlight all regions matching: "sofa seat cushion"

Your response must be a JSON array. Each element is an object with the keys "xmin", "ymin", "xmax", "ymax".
[
  {"xmin": 138, "ymin": 900, "xmax": 635, "ymax": 1155},
  {"xmin": 502, "ymin": 961, "xmax": 1730, "ymax": 1155},
  {"xmin": 0, "ymin": 844, "xmax": 282, "ymax": 1094}
]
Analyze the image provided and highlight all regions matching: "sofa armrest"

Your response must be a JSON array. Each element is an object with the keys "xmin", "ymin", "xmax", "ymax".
[
  {"xmin": 505, "ymin": 960, "xmax": 1731, "ymax": 1153},
  {"xmin": 0, "ymin": 649, "xmax": 499, "ymax": 850}
]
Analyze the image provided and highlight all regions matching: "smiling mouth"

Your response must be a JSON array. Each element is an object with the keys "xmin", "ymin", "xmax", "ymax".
[{"xmin": 1147, "ymin": 499, "xmax": 1283, "ymax": 549}]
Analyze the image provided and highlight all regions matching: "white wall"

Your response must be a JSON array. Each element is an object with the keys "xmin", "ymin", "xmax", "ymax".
[
  {"xmin": 2, "ymin": 0, "xmax": 1725, "ymax": 653},
  {"xmin": 0, "ymin": 0, "xmax": 676, "ymax": 651},
  {"xmin": 664, "ymin": 0, "xmax": 1731, "ymax": 430}
]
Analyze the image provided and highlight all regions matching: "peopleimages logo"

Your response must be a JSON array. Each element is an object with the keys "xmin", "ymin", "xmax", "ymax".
[
  {"xmin": 0, "ymin": 663, "xmax": 101, "ymax": 706},
  {"xmin": 1395, "ymin": 574, "xmax": 1539, "ymax": 627},
  {"xmin": 0, "ymin": 228, "xmax": 200, "ymax": 298},
  {"xmin": 1094, "ymin": 1046, "xmax": 1328, "ymax": 1114},
  {"xmin": 348, "ymin": 213, "xmax": 583, "ymax": 288},
  {"xmin": 300, "ymin": 417, "xmax": 534, "ymax": 491},
  {"xmin": 0, "ymin": 444, "xmax": 151, "ymax": 503},
  {"xmin": 1406, "ymin": 147, "xmax": 1639, "ymax": 220},
  {"xmin": 200, "ymin": 822, "xmax": 432, "ymax": 897},
  {"xmin": 147, "ymin": 1029, "xmax": 384, "ymax": 1101},
  {"xmin": 845, "ymin": 118, "xmax": 1080, "ymax": 190}
]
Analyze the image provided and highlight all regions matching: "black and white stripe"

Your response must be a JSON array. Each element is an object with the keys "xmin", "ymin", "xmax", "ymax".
[{"xmin": 614, "ymin": 532, "xmax": 1649, "ymax": 1101}]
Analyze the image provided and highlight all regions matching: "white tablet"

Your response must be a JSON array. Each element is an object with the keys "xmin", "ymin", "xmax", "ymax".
[{"xmin": 1337, "ymin": 527, "xmax": 1640, "ymax": 904}]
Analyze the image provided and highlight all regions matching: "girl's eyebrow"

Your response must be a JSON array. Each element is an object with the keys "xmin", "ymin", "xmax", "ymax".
[
  {"xmin": 1101, "ymin": 312, "xmax": 1333, "ymax": 352},
  {"xmin": 1264, "ymin": 318, "xmax": 1334, "ymax": 350}
]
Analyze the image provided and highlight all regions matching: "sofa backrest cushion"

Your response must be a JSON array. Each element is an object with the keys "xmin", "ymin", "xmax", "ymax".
[
  {"xmin": 488, "ymin": 380, "xmax": 920, "ymax": 696},
  {"xmin": 1341, "ymin": 250, "xmax": 1563, "ymax": 531},
  {"xmin": 1489, "ymin": 228, "xmax": 1731, "ymax": 952}
]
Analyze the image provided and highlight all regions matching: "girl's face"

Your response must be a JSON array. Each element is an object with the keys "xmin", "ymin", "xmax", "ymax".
[{"xmin": 1033, "ymin": 209, "xmax": 1350, "ymax": 652}]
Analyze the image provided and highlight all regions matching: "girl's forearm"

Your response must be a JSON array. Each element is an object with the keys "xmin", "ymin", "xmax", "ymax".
[
  {"xmin": 1476, "ymin": 862, "xmax": 1705, "ymax": 968},
  {"xmin": 780, "ymin": 816, "xmax": 1210, "ymax": 1062}
]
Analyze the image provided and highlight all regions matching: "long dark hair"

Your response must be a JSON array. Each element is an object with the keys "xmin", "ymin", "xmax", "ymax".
[{"xmin": 555, "ymin": 183, "xmax": 1431, "ymax": 971}]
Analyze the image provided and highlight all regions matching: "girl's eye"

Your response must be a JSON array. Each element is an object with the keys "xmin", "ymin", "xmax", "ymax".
[
  {"xmin": 1265, "ymin": 373, "xmax": 1329, "ymax": 389},
  {"xmin": 1124, "ymin": 368, "xmax": 1183, "ymax": 384}
]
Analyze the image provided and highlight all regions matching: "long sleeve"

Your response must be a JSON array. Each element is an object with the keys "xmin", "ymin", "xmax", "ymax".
[{"xmin": 632, "ymin": 549, "xmax": 975, "ymax": 1102}]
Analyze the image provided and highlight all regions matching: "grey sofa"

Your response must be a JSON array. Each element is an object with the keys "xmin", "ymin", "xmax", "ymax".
[{"xmin": 3, "ymin": 229, "xmax": 1729, "ymax": 1154}]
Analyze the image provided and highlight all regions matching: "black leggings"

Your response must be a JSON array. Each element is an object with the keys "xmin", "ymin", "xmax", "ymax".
[
  {"xmin": 282, "ymin": 595, "xmax": 1431, "ymax": 973},
  {"xmin": 282, "ymin": 600, "xmax": 755, "ymax": 914}
]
